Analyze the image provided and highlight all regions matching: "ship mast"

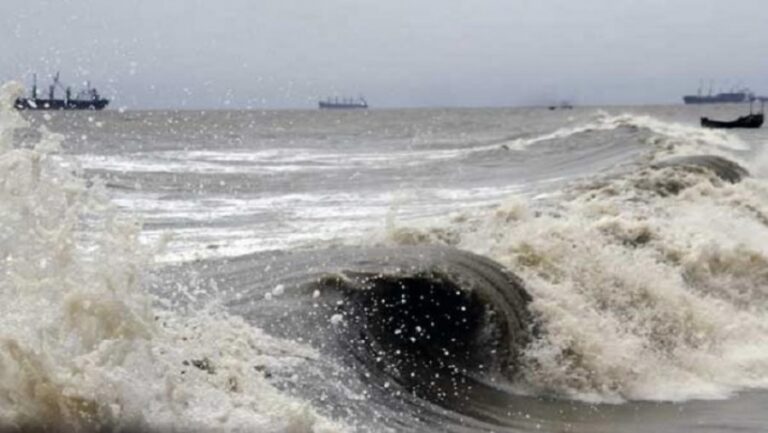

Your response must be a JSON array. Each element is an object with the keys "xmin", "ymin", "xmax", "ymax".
[{"xmin": 49, "ymin": 72, "xmax": 58, "ymax": 100}]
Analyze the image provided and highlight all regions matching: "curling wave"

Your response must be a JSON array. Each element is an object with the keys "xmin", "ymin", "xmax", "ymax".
[
  {"xmin": 388, "ymin": 148, "xmax": 768, "ymax": 403},
  {"xmin": 652, "ymin": 154, "xmax": 749, "ymax": 184},
  {"xmin": 308, "ymin": 247, "xmax": 532, "ymax": 394},
  {"xmin": 208, "ymin": 245, "xmax": 533, "ymax": 403}
]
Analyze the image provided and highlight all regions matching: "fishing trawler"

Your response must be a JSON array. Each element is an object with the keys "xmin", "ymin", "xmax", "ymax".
[
  {"xmin": 318, "ymin": 96, "xmax": 368, "ymax": 110},
  {"xmin": 14, "ymin": 73, "xmax": 110, "ymax": 110}
]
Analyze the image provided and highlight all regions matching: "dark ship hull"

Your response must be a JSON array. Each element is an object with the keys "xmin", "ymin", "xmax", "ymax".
[
  {"xmin": 683, "ymin": 92, "xmax": 752, "ymax": 104},
  {"xmin": 318, "ymin": 96, "xmax": 368, "ymax": 110},
  {"xmin": 701, "ymin": 114, "xmax": 763, "ymax": 129},
  {"xmin": 318, "ymin": 101, "xmax": 368, "ymax": 109},
  {"xmin": 14, "ymin": 97, "xmax": 109, "ymax": 111}
]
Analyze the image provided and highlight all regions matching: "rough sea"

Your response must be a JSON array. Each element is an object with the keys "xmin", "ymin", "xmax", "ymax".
[{"xmin": 2, "ymin": 80, "xmax": 768, "ymax": 432}]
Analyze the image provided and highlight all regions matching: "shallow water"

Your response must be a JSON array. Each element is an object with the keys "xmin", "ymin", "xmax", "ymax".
[{"xmin": 3, "ymin": 83, "xmax": 768, "ymax": 432}]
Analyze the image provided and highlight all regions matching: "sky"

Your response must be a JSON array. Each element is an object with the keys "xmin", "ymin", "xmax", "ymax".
[{"xmin": 2, "ymin": 0, "xmax": 768, "ymax": 109}]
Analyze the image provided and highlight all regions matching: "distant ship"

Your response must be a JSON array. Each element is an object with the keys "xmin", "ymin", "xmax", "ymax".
[
  {"xmin": 15, "ymin": 73, "xmax": 109, "ymax": 110},
  {"xmin": 318, "ymin": 96, "xmax": 368, "ymax": 110},
  {"xmin": 683, "ymin": 84, "xmax": 754, "ymax": 105},
  {"xmin": 548, "ymin": 101, "xmax": 574, "ymax": 110}
]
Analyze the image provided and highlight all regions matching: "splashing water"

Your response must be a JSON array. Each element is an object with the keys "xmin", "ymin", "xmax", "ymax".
[
  {"xmin": 381, "ymin": 111, "xmax": 768, "ymax": 403},
  {"xmin": 0, "ymin": 82, "xmax": 343, "ymax": 432}
]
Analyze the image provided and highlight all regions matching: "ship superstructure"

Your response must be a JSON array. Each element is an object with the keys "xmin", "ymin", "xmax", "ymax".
[
  {"xmin": 683, "ymin": 82, "xmax": 754, "ymax": 104},
  {"xmin": 15, "ymin": 73, "xmax": 109, "ymax": 110}
]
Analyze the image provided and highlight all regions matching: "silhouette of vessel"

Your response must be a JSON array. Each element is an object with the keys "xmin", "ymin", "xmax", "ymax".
[
  {"xmin": 701, "ymin": 99, "xmax": 764, "ymax": 129},
  {"xmin": 318, "ymin": 96, "xmax": 368, "ymax": 109},
  {"xmin": 548, "ymin": 101, "xmax": 573, "ymax": 110},
  {"xmin": 683, "ymin": 82, "xmax": 753, "ymax": 104},
  {"xmin": 15, "ymin": 73, "xmax": 109, "ymax": 110},
  {"xmin": 701, "ymin": 113, "xmax": 763, "ymax": 128}
]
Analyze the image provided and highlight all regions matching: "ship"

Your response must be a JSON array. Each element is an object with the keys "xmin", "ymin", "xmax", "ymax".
[
  {"xmin": 548, "ymin": 101, "xmax": 574, "ymax": 110},
  {"xmin": 701, "ymin": 98, "xmax": 765, "ymax": 129},
  {"xmin": 701, "ymin": 113, "xmax": 763, "ymax": 129},
  {"xmin": 318, "ymin": 96, "xmax": 368, "ymax": 109},
  {"xmin": 683, "ymin": 83, "xmax": 754, "ymax": 104},
  {"xmin": 14, "ymin": 73, "xmax": 109, "ymax": 110}
]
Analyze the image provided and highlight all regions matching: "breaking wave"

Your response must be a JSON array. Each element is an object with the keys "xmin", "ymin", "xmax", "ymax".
[
  {"xmin": 5, "ymin": 79, "xmax": 768, "ymax": 432},
  {"xmin": 501, "ymin": 111, "xmax": 749, "ymax": 153},
  {"xmin": 304, "ymin": 247, "xmax": 531, "ymax": 389},
  {"xmin": 385, "ymin": 117, "xmax": 768, "ymax": 403},
  {"xmin": 0, "ymin": 82, "xmax": 343, "ymax": 432}
]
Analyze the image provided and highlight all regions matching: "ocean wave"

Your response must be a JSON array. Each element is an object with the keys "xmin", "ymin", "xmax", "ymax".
[
  {"xmin": 6, "ymin": 82, "xmax": 768, "ymax": 431},
  {"xmin": 0, "ymin": 82, "xmax": 344, "ymax": 432},
  {"xmin": 167, "ymin": 244, "xmax": 535, "ymax": 430},
  {"xmin": 384, "ymin": 145, "xmax": 768, "ymax": 403},
  {"xmin": 311, "ymin": 247, "xmax": 531, "ymax": 390},
  {"xmin": 501, "ymin": 111, "xmax": 749, "ymax": 154}
]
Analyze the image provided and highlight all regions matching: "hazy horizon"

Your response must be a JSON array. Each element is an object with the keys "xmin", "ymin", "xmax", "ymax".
[{"xmin": 3, "ymin": 0, "xmax": 767, "ymax": 109}]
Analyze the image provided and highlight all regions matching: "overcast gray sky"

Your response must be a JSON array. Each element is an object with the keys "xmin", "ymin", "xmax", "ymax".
[{"xmin": 2, "ymin": 0, "xmax": 767, "ymax": 109}]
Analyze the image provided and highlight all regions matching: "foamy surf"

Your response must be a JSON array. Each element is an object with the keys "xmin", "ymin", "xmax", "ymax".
[
  {"xmin": 0, "ymin": 82, "xmax": 343, "ymax": 432},
  {"xmin": 7, "ymin": 87, "xmax": 768, "ymax": 432},
  {"xmin": 403, "ymin": 138, "xmax": 768, "ymax": 403}
]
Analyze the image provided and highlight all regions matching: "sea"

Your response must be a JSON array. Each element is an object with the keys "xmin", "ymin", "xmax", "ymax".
[{"xmin": 2, "ymin": 80, "xmax": 768, "ymax": 432}]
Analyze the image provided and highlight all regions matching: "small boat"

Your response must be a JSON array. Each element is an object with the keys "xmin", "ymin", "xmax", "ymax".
[
  {"xmin": 701, "ymin": 98, "xmax": 765, "ymax": 129},
  {"xmin": 701, "ymin": 113, "xmax": 764, "ymax": 129}
]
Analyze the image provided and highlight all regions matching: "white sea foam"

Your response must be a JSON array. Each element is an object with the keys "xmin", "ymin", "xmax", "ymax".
[
  {"xmin": 0, "ymin": 82, "xmax": 344, "ymax": 431},
  {"xmin": 386, "ymin": 115, "xmax": 768, "ymax": 403},
  {"xmin": 503, "ymin": 111, "xmax": 749, "ymax": 155},
  {"xmin": 75, "ymin": 144, "xmax": 481, "ymax": 175},
  {"xmin": 113, "ymin": 182, "xmax": 531, "ymax": 263},
  {"xmin": 484, "ymin": 179, "xmax": 768, "ymax": 402}
]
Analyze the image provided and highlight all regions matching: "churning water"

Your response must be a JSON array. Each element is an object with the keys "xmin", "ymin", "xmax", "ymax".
[{"xmin": 2, "ymin": 81, "xmax": 768, "ymax": 432}]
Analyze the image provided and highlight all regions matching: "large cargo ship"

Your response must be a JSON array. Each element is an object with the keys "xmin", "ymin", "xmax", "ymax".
[
  {"xmin": 683, "ymin": 85, "xmax": 754, "ymax": 104},
  {"xmin": 15, "ymin": 73, "xmax": 109, "ymax": 110},
  {"xmin": 318, "ymin": 96, "xmax": 368, "ymax": 109}
]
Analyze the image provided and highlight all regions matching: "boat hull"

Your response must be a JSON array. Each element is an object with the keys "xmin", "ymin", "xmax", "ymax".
[
  {"xmin": 318, "ymin": 102, "xmax": 368, "ymax": 110},
  {"xmin": 14, "ymin": 98, "xmax": 109, "ymax": 111},
  {"xmin": 701, "ymin": 114, "xmax": 763, "ymax": 129},
  {"xmin": 683, "ymin": 93, "xmax": 752, "ymax": 104}
]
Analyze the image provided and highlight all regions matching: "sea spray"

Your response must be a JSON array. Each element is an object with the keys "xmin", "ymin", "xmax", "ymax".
[
  {"xmin": 382, "ymin": 115, "xmax": 768, "ymax": 403},
  {"xmin": 0, "ymin": 82, "xmax": 343, "ymax": 432},
  {"xmin": 482, "ymin": 166, "xmax": 768, "ymax": 401}
]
